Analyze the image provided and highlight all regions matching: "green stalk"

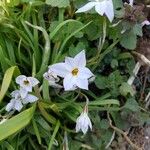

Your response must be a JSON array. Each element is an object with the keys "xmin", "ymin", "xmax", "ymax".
[
  {"xmin": 25, "ymin": 21, "xmax": 51, "ymax": 79},
  {"xmin": 53, "ymin": 21, "xmax": 92, "ymax": 63},
  {"xmin": 48, "ymin": 120, "xmax": 60, "ymax": 150},
  {"xmin": 58, "ymin": 8, "xmax": 65, "ymax": 23}
]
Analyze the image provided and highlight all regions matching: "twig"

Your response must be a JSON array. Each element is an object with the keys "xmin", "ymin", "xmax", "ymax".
[
  {"xmin": 140, "ymin": 69, "xmax": 148, "ymax": 100},
  {"xmin": 127, "ymin": 62, "xmax": 141, "ymax": 85},
  {"xmin": 132, "ymin": 51, "xmax": 150, "ymax": 67},
  {"xmin": 105, "ymin": 131, "xmax": 115, "ymax": 149},
  {"xmin": 107, "ymin": 113, "xmax": 142, "ymax": 150},
  {"xmin": 145, "ymin": 92, "xmax": 150, "ymax": 109}
]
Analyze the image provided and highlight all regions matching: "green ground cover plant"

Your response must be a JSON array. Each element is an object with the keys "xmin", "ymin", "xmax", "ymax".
[{"xmin": 0, "ymin": 0, "xmax": 150, "ymax": 149}]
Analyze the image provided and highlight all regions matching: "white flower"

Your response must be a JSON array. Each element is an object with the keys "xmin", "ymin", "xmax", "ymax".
[
  {"xmin": 75, "ymin": 105, "xmax": 92, "ymax": 134},
  {"xmin": 11, "ymin": 90, "xmax": 38, "ymax": 104},
  {"xmin": 76, "ymin": 0, "xmax": 114, "ymax": 22},
  {"xmin": 16, "ymin": 75, "xmax": 39, "ymax": 96},
  {"xmin": 6, "ymin": 90, "xmax": 38, "ymax": 112},
  {"xmin": 6, "ymin": 99, "xmax": 23, "ymax": 112},
  {"xmin": 43, "ymin": 70, "xmax": 62, "ymax": 88},
  {"xmin": 49, "ymin": 50, "xmax": 94, "ymax": 91},
  {"xmin": 142, "ymin": 20, "xmax": 150, "ymax": 27},
  {"xmin": 128, "ymin": 0, "xmax": 134, "ymax": 6}
]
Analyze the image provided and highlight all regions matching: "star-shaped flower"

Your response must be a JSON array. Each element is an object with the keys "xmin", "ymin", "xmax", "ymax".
[
  {"xmin": 16, "ymin": 75, "xmax": 39, "ymax": 97},
  {"xmin": 76, "ymin": 0, "xmax": 114, "ymax": 22},
  {"xmin": 49, "ymin": 50, "xmax": 94, "ymax": 91}
]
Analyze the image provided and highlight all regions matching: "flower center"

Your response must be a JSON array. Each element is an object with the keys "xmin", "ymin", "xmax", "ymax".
[
  {"xmin": 72, "ymin": 68, "xmax": 79, "ymax": 76},
  {"xmin": 24, "ymin": 80, "xmax": 29, "ymax": 85}
]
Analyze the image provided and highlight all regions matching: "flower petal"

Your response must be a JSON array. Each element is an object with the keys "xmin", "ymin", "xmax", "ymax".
[
  {"xmin": 104, "ymin": 0, "xmax": 114, "ymax": 22},
  {"xmin": 19, "ymin": 88, "xmax": 28, "ymax": 99},
  {"xmin": 14, "ymin": 99, "xmax": 23, "ymax": 111},
  {"xmin": 49, "ymin": 63, "xmax": 69, "ymax": 78},
  {"xmin": 95, "ymin": 1, "xmax": 106, "ymax": 16},
  {"xmin": 63, "ymin": 74, "xmax": 76, "ymax": 91},
  {"xmin": 74, "ymin": 50, "xmax": 86, "ymax": 67},
  {"xmin": 28, "ymin": 77, "xmax": 39, "ymax": 86},
  {"xmin": 76, "ymin": 78, "xmax": 89, "ymax": 90},
  {"xmin": 65, "ymin": 57, "xmax": 75, "ymax": 70},
  {"xmin": 23, "ymin": 94, "xmax": 38, "ymax": 104},
  {"xmin": 11, "ymin": 90, "xmax": 20, "ymax": 98},
  {"xmin": 22, "ymin": 85, "xmax": 32, "ymax": 92},
  {"xmin": 5, "ymin": 99, "xmax": 15, "ymax": 112},
  {"xmin": 142, "ymin": 20, "xmax": 150, "ymax": 27},
  {"xmin": 16, "ymin": 75, "xmax": 26, "ymax": 84},
  {"xmin": 78, "ymin": 67, "xmax": 94, "ymax": 79},
  {"xmin": 129, "ymin": 0, "xmax": 134, "ymax": 6},
  {"xmin": 76, "ymin": 2, "xmax": 97, "ymax": 13}
]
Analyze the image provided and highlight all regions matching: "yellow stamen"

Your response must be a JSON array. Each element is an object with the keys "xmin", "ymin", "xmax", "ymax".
[
  {"xmin": 24, "ymin": 80, "xmax": 29, "ymax": 85},
  {"xmin": 72, "ymin": 68, "xmax": 79, "ymax": 76}
]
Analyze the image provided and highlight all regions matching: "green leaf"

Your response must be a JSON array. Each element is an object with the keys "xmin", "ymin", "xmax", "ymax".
[
  {"xmin": 112, "ymin": 0, "xmax": 123, "ymax": 9},
  {"xmin": 119, "ymin": 82, "xmax": 135, "ymax": 96},
  {"xmin": 120, "ymin": 31, "xmax": 137, "ymax": 50},
  {"xmin": 94, "ymin": 75, "xmax": 108, "ymax": 89},
  {"xmin": 100, "ymin": 119, "xmax": 109, "ymax": 129},
  {"xmin": 111, "ymin": 59, "xmax": 118, "ymax": 68},
  {"xmin": 133, "ymin": 24, "xmax": 143, "ymax": 36},
  {"xmin": 32, "ymin": 118, "xmax": 41, "ymax": 145},
  {"xmin": 90, "ymin": 99, "xmax": 120, "ymax": 106},
  {"xmin": 69, "ymin": 42, "xmax": 86, "ymax": 57},
  {"xmin": 1, "ymin": 141, "xmax": 14, "ymax": 150},
  {"xmin": 0, "ymin": 66, "xmax": 20, "ymax": 103},
  {"xmin": 124, "ymin": 98, "xmax": 139, "ymax": 112},
  {"xmin": 50, "ymin": 19, "xmax": 83, "ymax": 39},
  {"xmin": 0, "ymin": 106, "xmax": 35, "ymax": 141},
  {"xmin": 6, "ymin": 0, "xmax": 20, "ymax": 6},
  {"xmin": 46, "ymin": 0, "xmax": 70, "ymax": 8},
  {"xmin": 48, "ymin": 120, "xmax": 60, "ymax": 150}
]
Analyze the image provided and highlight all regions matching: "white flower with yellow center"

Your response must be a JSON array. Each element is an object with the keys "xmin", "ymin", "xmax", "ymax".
[
  {"xmin": 76, "ymin": 0, "xmax": 114, "ymax": 22},
  {"xmin": 75, "ymin": 104, "xmax": 92, "ymax": 134},
  {"xmin": 16, "ymin": 75, "xmax": 39, "ymax": 97},
  {"xmin": 49, "ymin": 50, "xmax": 94, "ymax": 91}
]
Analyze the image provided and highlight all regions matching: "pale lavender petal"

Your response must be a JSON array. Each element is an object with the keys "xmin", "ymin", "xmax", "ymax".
[
  {"xmin": 76, "ymin": 78, "xmax": 89, "ymax": 90},
  {"xmin": 14, "ymin": 100, "xmax": 23, "ymax": 111},
  {"xmin": 5, "ymin": 99, "xmax": 15, "ymax": 112},
  {"xmin": 95, "ymin": 2, "xmax": 106, "ymax": 16},
  {"xmin": 78, "ymin": 67, "xmax": 94, "ymax": 79},
  {"xmin": 65, "ymin": 57, "xmax": 75, "ymax": 70},
  {"xmin": 142, "ymin": 20, "xmax": 150, "ymax": 27},
  {"xmin": 19, "ymin": 88, "xmax": 28, "ymax": 99},
  {"xmin": 23, "ymin": 94, "xmax": 38, "ymax": 104},
  {"xmin": 63, "ymin": 74, "xmax": 76, "ymax": 91},
  {"xmin": 74, "ymin": 50, "xmax": 86, "ymax": 67},
  {"xmin": 16, "ymin": 75, "xmax": 26, "ymax": 85},
  {"xmin": 104, "ymin": 0, "xmax": 114, "ymax": 22},
  {"xmin": 129, "ymin": 0, "xmax": 134, "ymax": 6},
  {"xmin": 76, "ymin": 2, "xmax": 97, "ymax": 13},
  {"xmin": 28, "ymin": 77, "xmax": 39, "ymax": 86},
  {"xmin": 49, "ymin": 63, "xmax": 69, "ymax": 78}
]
